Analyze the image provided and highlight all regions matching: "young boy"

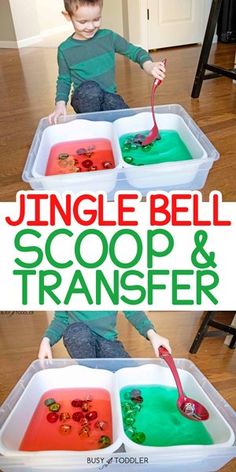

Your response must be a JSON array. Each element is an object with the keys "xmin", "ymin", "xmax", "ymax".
[
  {"xmin": 48, "ymin": 0, "xmax": 166, "ymax": 124},
  {"xmin": 38, "ymin": 310, "xmax": 171, "ymax": 359}
]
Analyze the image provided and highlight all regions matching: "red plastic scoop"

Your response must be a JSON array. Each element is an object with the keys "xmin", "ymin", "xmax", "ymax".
[
  {"xmin": 159, "ymin": 346, "xmax": 209, "ymax": 422},
  {"xmin": 142, "ymin": 59, "xmax": 167, "ymax": 147}
]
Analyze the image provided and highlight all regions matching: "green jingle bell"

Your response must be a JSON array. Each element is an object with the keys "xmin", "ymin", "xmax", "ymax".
[
  {"xmin": 122, "ymin": 143, "xmax": 132, "ymax": 152},
  {"xmin": 44, "ymin": 398, "xmax": 56, "ymax": 407},
  {"xmin": 121, "ymin": 401, "xmax": 133, "ymax": 412},
  {"xmin": 125, "ymin": 409, "xmax": 135, "ymax": 417},
  {"xmin": 58, "ymin": 153, "xmax": 69, "ymax": 160},
  {"xmin": 124, "ymin": 415, "xmax": 135, "ymax": 426},
  {"xmin": 131, "ymin": 432, "xmax": 146, "ymax": 444},
  {"xmin": 133, "ymin": 403, "xmax": 142, "ymax": 413},
  {"xmin": 124, "ymin": 156, "xmax": 134, "ymax": 164},
  {"xmin": 98, "ymin": 435, "xmax": 111, "ymax": 448},
  {"xmin": 142, "ymin": 144, "xmax": 153, "ymax": 152},
  {"xmin": 125, "ymin": 425, "xmax": 136, "ymax": 435},
  {"xmin": 49, "ymin": 402, "xmax": 61, "ymax": 412}
]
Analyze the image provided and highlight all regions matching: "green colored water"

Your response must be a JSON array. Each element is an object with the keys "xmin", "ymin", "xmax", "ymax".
[
  {"xmin": 120, "ymin": 385, "xmax": 213, "ymax": 447},
  {"xmin": 119, "ymin": 130, "xmax": 192, "ymax": 166}
]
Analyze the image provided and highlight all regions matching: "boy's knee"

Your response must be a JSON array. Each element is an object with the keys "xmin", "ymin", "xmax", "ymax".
[
  {"xmin": 77, "ymin": 81, "xmax": 103, "ymax": 98},
  {"xmin": 102, "ymin": 92, "xmax": 129, "ymax": 110},
  {"xmin": 63, "ymin": 321, "xmax": 92, "ymax": 343},
  {"xmin": 72, "ymin": 81, "xmax": 104, "ymax": 113}
]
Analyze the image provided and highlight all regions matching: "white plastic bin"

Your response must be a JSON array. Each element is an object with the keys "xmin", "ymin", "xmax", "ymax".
[
  {"xmin": 0, "ymin": 358, "xmax": 235, "ymax": 472},
  {"xmin": 0, "ymin": 365, "xmax": 121, "ymax": 457},
  {"xmin": 31, "ymin": 119, "xmax": 120, "ymax": 194},
  {"xmin": 22, "ymin": 105, "xmax": 219, "ymax": 198},
  {"xmin": 113, "ymin": 112, "xmax": 208, "ymax": 188},
  {"xmin": 114, "ymin": 364, "xmax": 234, "ymax": 453}
]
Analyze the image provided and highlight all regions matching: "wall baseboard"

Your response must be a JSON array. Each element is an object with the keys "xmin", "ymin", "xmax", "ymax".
[
  {"xmin": 0, "ymin": 35, "xmax": 40, "ymax": 49},
  {"xmin": 0, "ymin": 40, "xmax": 17, "ymax": 48},
  {"xmin": 0, "ymin": 25, "xmax": 72, "ymax": 49}
]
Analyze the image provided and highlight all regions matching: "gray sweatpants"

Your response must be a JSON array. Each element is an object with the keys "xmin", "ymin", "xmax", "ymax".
[
  {"xmin": 71, "ymin": 80, "xmax": 129, "ymax": 113},
  {"xmin": 63, "ymin": 321, "xmax": 130, "ymax": 359}
]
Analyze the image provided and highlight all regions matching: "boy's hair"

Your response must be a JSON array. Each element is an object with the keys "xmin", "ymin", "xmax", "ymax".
[{"xmin": 64, "ymin": 0, "xmax": 103, "ymax": 16}]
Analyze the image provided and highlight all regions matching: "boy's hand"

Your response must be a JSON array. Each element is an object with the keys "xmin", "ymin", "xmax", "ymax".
[
  {"xmin": 48, "ymin": 101, "xmax": 67, "ymax": 125},
  {"xmin": 147, "ymin": 329, "xmax": 171, "ymax": 357},
  {"xmin": 143, "ymin": 60, "xmax": 166, "ymax": 82},
  {"xmin": 38, "ymin": 337, "xmax": 53, "ymax": 360}
]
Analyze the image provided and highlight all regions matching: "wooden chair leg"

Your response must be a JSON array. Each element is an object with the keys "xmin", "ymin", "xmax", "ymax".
[
  {"xmin": 189, "ymin": 311, "xmax": 214, "ymax": 353},
  {"xmin": 229, "ymin": 334, "xmax": 236, "ymax": 349},
  {"xmin": 191, "ymin": 0, "xmax": 223, "ymax": 98}
]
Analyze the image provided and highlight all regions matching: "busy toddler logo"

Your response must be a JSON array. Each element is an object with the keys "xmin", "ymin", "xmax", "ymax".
[{"xmin": 0, "ymin": 190, "xmax": 235, "ymax": 310}]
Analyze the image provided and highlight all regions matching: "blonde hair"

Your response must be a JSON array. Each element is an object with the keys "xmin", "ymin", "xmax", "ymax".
[{"xmin": 64, "ymin": 0, "xmax": 103, "ymax": 16}]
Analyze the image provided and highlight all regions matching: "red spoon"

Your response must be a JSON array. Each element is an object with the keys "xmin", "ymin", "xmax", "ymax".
[
  {"xmin": 142, "ymin": 59, "xmax": 167, "ymax": 147},
  {"xmin": 159, "ymin": 346, "xmax": 209, "ymax": 421}
]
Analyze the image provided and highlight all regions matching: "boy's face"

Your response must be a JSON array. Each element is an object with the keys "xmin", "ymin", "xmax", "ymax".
[{"xmin": 69, "ymin": 3, "xmax": 102, "ymax": 40}]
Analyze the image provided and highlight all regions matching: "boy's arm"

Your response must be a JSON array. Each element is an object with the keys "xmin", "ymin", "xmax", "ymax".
[
  {"xmin": 123, "ymin": 311, "xmax": 171, "ymax": 357},
  {"xmin": 56, "ymin": 48, "xmax": 72, "ymax": 104},
  {"xmin": 38, "ymin": 311, "xmax": 69, "ymax": 360},
  {"xmin": 49, "ymin": 48, "xmax": 72, "ymax": 124},
  {"xmin": 113, "ymin": 32, "xmax": 165, "ymax": 81},
  {"xmin": 123, "ymin": 310, "xmax": 155, "ymax": 338},
  {"xmin": 113, "ymin": 32, "xmax": 151, "ymax": 67},
  {"xmin": 43, "ymin": 311, "xmax": 69, "ymax": 346}
]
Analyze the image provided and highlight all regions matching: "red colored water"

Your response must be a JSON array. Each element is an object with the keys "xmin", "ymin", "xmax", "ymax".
[
  {"xmin": 20, "ymin": 388, "xmax": 112, "ymax": 451},
  {"xmin": 45, "ymin": 138, "xmax": 115, "ymax": 176}
]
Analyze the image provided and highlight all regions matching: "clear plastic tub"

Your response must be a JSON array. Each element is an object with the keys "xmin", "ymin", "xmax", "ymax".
[
  {"xmin": 0, "ymin": 358, "xmax": 235, "ymax": 472},
  {"xmin": 22, "ymin": 105, "xmax": 220, "ymax": 198}
]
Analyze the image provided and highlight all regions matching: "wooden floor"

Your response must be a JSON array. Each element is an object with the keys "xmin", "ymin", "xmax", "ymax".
[
  {"xmin": 0, "ymin": 310, "xmax": 235, "ymax": 470},
  {"xmin": 0, "ymin": 42, "xmax": 235, "ymax": 201}
]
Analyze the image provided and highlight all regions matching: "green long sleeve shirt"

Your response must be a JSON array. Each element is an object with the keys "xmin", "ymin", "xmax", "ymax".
[
  {"xmin": 44, "ymin": 311, "xmax": 155, "ymax": 346},
  {"xmin": 56, "ymin": 28, "xmax": 152, "ymax": 103}
]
